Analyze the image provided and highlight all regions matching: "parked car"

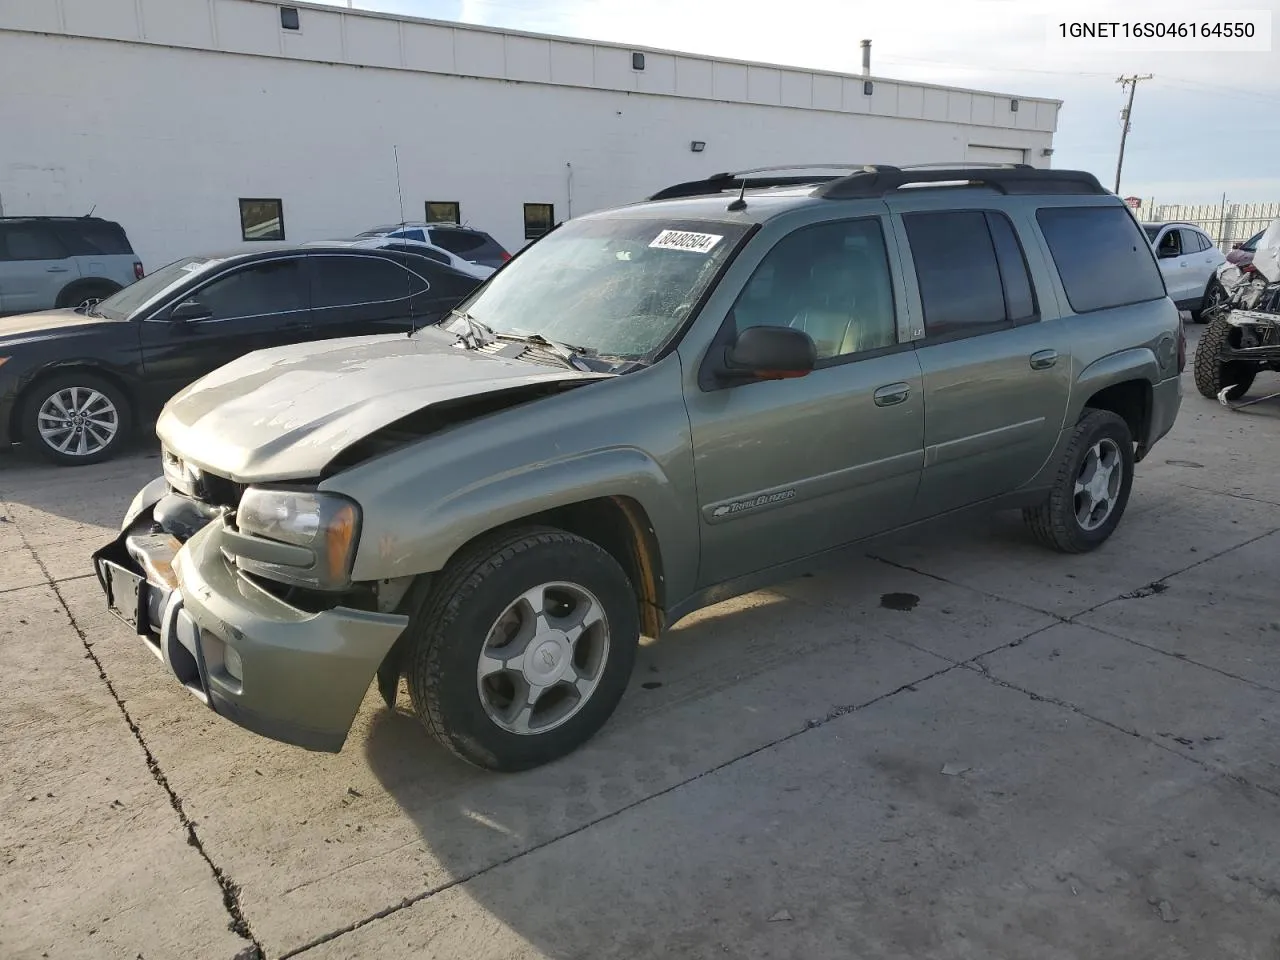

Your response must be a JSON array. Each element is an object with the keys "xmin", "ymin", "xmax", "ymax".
[
  {"xmin": 1140, "ymin": 221, "xmax": 1226, "ymax": 321},
  {"xmin": 93, "ymin": 164, "xmax": 1183, "ymax": 773},
  {"xmin": 356, "ymin": 222, "xmax": 510, "ymax": 269},
  {"xmin": 1227, "ymin": 228, "xmax": 1265, "ymax": 267},
  {"xmin": 0, "ymin": 243, "xmax": 481, "ymax": 465},
  {"xmin": 0, "ymin": 216, "xmax": 143, "ymax": 316},
  {"xmin": 310, "ymin": 237, "xmax": 495, "ymax": 280}
]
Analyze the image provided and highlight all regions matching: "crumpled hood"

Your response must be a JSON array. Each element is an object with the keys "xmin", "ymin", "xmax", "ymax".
[{"xmin": 157, "ymin": 327, "xmax": 612, "ymax": 482}]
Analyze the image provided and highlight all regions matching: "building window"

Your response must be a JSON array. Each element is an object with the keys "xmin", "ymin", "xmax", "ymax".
[
  {"xmin": 280, "ymin": 7, "xmax": 300, "ymax": 30},
  {"xmin": 523, "ymin": 203, "xmax": 554, "ymax": 240},
  {"xmin": 632, "ymin": 52, "xmax": 645, "ymax": 71},
  {"xmin": 425, "ymin": 201, "xmax": 460, "ymax": 225},
  {"xmin": 239, "ymin": 198, "xmax": 285, "ymax": 242}
]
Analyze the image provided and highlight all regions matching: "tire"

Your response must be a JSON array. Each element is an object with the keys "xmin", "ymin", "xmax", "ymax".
[
  {"xmin": 1193, "ymin": 316, "xmax": 1257, "ymax": 401},
  {"xmin": 1023, "ymin": 409, "xmax": 1135, "ymax": 554},
  {"xmin": 406, "ymin": 525, "xmax": 640, "ymax": 772},
  {"xmin": 55, "ymin": 279, "xmax": 121, "ymax": 310},
  {"xmin": 1192, "ymin": 277, "xmax": 1227, "ymax": 324},
  {"xmin": 20, "ymin": 372, "xmax": 132, "ymax": 466}
]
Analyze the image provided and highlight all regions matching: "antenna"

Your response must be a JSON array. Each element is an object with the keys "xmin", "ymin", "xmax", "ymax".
[
  {"xmin": 85, "ymin": 204, "xmax": 97, "ymax": 218},
  {"xmin": 392, "ymin": 144, "xmax": 418, "ymax": 336},
  {"xmin": 727, "ymin": 178, "xmax": 749, "ymax": 211}
]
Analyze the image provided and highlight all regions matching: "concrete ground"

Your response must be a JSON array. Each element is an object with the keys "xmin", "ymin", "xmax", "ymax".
[{"xmin": 3, "ymin": 322, "xmax": 1280, "ymax": 960}]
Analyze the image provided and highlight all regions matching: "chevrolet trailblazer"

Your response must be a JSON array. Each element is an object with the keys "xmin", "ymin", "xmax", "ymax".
[{"xmin": 93, "ymin": 164, "xmax": 1184, "ymax": 772}]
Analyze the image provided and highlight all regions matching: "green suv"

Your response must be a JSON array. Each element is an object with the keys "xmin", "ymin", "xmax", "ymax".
[{"xmin": 93, "ymin": 164, "xmax": 1184, "ymax": 772}]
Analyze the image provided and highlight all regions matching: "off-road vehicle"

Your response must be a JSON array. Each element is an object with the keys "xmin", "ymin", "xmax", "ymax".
[{"xmin": 93, "ymin": 163, "xmax": 1184, "ymax": 772}]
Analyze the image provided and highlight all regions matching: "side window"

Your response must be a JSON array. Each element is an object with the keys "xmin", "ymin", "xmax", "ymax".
[
  {"xmin": 1036, "ymin": 206, "xmax": 1167, "ymax": 313},
  {"xmin": 1195, "ymin": 231, "xmax": 1214, "ymax": 253},
  {"xmin": 54, "ymin": 221, "xmax": 132, "ymax": 256},
  {"xmin": 431, "ymin": 230, "xmax": 486, "ymax": 255},
  {"xmin": 394, "ymin": 229, "xmax": 427, "ymax": 243},
  {"xmin": 312, "ymin": 255, "xmax": 415, "ymax": 308},
  {"xmin": 413, "ymin": 262, "xmax": 479, "ymax": 300},
  {"xmin": 985, "ymin": 212, "xmax": 1037, "ymax": 322},
  {"xmin": 730, "ymin": 218, "xmax": 897, "ymax": 362},
  {"xmin": 193, "ymin": 259, "xmax": 308, "ymax": 318},
  {"xmin": 903, "ymin": 210, "xmax": 1005, "ymax": 338},
  {"xmin": 0, "ymin": 223, "xmax": 68, "ymax": 261},
  {"xmin": 1156, "ymin": 229, "xmax": 1181, "ymax": 258}
]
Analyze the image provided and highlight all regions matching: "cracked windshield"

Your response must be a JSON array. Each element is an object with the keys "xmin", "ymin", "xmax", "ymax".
[{"xmin": 445, "ymin": 217, "xmax": 752, "ymax": 366}]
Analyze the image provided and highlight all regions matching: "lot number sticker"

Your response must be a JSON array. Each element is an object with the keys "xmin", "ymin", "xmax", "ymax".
[{"xmin": 650, "ymin": 230, "xmax": 723, "ymax": 253}]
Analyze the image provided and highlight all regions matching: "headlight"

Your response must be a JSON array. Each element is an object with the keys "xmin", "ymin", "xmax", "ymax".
[
  {"xmin": 234, "ymin": 487, "xmax": 360, "ymax": 590},
  {"xmin": 162, "ymin": 448, "xmax": 202, "ymax": 497}
]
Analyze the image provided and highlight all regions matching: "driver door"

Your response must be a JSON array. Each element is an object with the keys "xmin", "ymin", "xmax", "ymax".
[
  {"xmin": 138, "ymin": 256, "xmax": 313, "ymax": 410},
  {"xmin": 681, "ymin": 216, "xmax": 926, "ymax": 588}
]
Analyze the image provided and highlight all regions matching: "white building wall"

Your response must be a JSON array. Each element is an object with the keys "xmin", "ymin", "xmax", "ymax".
[{"xmin": 0, "ymin": 0, "xmax": 1059, "ymax": 271}]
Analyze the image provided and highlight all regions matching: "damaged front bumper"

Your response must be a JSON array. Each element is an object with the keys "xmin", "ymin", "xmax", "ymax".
[{"xmin": 91, "ymin": 478, "xmax": 408, "ymax": 752}]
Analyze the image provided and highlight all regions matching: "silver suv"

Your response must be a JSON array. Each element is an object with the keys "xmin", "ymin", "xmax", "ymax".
[
  {"xmin": 94, "ymin": 164, "xmax": 1184, "ymax": 773},
  {"xmin": 0, "ymin": 216, "xmax": 143, "ymax": 315}
]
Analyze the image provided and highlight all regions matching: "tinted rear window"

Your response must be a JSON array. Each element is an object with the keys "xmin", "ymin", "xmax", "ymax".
[
  {"xmin": 53, "ymin": 220, "xmax": 133, "ymax": 256},
  {"xmin": 430, "ymin": 229, "xmax": 487, "ymax": 255},
  {"xmin": 1036, "ymin": 206, "xmax": 1167, "ymax": 313}
]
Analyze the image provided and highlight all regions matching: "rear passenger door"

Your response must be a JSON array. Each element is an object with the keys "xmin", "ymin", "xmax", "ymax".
[
  {"xmin": 894, "ymin": 207, "xmax": 1072, "ymax": 518},
  {"xmin": 0, "ymin": 221, "xmax": 74, "ymax": 314}
]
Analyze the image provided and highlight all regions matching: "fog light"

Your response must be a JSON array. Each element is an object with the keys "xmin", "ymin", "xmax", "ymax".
[{"xmin": 224, "ymin": 646, "xmax": 244, "ymax": 682}]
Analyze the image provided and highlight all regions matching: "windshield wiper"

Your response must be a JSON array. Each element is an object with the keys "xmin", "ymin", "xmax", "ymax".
[
  {"xmin": 505, "ymin": 332, "xmax": 593, "ymax": 371},
  {"xmin": 443, "ymin": 309, "xmax": 497, "ymax": 349}
]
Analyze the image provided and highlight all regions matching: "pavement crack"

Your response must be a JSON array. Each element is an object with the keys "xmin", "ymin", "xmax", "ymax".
[
  {"xmin": 13, "ymin": 526, "xmax": 264, "ymax": 960},
  {"xmin": 1078, "ymin": 622, "xmax": 1280, "ymax": 695},
  {"xmin": 867, "ymin": 553, "xmax": 1070, "ymax": 623},
  {"xmin": 966, "ymin": 660, "xmax": 1280, "ymax": 802},
  {"xmin": 280, "ymin": 662, "xmax": 961, "ymax": 958}
]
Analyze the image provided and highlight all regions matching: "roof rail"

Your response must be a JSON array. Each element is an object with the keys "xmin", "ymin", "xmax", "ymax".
[
  {"xmin": 647, "ymin": 162, "xmax": 1108, "ymax": 204},
  {"xmin": 813, "ymin": 164, "xmax": 1108, "ymax": 199},
  {"xmin": 647, "ymin": 164, "xmax": 876, "ymax": 201}
]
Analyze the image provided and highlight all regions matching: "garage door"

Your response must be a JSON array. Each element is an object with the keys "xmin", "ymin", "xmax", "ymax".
[{"xmin": 966, "ymin": 145, "xmax": 1027, "ymax": 166}]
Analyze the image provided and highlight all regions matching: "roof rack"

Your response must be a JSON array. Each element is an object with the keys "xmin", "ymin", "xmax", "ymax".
[{"xmin": 647, "ymin": 163, "xmax": 1109, "ymax": 203}]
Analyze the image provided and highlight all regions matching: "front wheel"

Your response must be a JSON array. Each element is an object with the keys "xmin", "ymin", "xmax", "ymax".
[
  {"xmin": 20, "ymin": 373, "xmax": 132, "ymax": 466},
  {"xmin": 1194, "ymin": 316, "xmax": 1257, "ymax": 400},
  {"xmin": 406, "ymin": 526, "xmax": 640, "ymax": 772},
  {"xmin": 1023, "ymin": 409, "xmax": 1135, "ymax": 554}
]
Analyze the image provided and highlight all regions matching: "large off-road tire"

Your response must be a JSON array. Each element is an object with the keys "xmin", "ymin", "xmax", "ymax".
[
  {"xmin": 20, "ymin": 372, "xmax": 132, "ymax": 466},
  {"xmin": 1194, "ymin": 316, "xmax": 1256, "ymax": 400},
  {"xmin": 406, "ymin": 526, "xmax": 640, "ymax": 772},
  {"xmin": 1023, "ymin": 409, "xmax": 1135, "ymax": 554}
]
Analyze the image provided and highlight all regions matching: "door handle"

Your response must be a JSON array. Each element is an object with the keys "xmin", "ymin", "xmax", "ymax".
[
  {"xmin": 873, "ymin": 382, "xmax": 910, "ymax": 407},
  {"xmin": 1030, "ymin": 349, "xmax": 1058, "ymax": 370},
  {"xmin": 46, "ymin": 266, "xmax": 70, "ymax": 273}
]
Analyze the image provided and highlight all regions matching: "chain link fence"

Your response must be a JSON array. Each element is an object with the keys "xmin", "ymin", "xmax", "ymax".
[{"xmin": 1134, "ymin": 200, "xmax": 1280, "ymax": 252}]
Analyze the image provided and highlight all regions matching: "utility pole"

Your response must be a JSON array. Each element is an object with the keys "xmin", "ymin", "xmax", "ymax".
[{"xmin": 1114, "ymin": 74, "xmax": 1153, "ymax": 194}]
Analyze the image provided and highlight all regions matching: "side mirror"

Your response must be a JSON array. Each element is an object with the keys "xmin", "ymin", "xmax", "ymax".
[
  {"xmin": 723, "ymin": 325, "xmax": 816, "ymax": 380},
  {"xmin": 169, "ymin": 299, "xmax": 213, "ymax": 322}
]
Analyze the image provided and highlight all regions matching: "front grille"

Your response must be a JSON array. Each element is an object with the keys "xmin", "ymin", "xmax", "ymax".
[{"xmin": 196, "ymin": 471, "xmax": 245, "ymax": 512}]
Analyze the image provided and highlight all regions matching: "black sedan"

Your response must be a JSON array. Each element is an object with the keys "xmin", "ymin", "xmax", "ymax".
[{"xmin": 0, "ymin": 244, "xmax": 482, "ymax": 465}]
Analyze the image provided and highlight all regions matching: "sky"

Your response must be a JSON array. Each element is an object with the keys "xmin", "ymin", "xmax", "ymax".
[{"xmin": 317, "ymin": 0, "xmax": 1279, "ymax": 204}]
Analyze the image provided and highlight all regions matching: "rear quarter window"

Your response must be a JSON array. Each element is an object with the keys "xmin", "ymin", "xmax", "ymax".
[
  {"xmin": 1036, "ymin": 206, "xmax": 1167, "ymax": 314},
  {"xmin": 54, "ymin": 220, "xmax": 133, "ymax": 256}
]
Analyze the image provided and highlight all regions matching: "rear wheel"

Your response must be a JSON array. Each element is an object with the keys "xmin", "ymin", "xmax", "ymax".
[
  {"xmin": 1023, "ymin": 409, "xmax": 1135, "ymax": 554},
  {"xmin": 406, "ymin": 526, "xmax": 640, "ymax": 772},
  {"xmin": 20, "ymin": 373, "xmax": 132, "ymax": 466},
  {"xmin": 55, "ymin": 280, "xmax": 121, "ymax": 311},
  {"xmin": 1194, "ymin": 316, "xmax": 1257, "ymax": 400}
]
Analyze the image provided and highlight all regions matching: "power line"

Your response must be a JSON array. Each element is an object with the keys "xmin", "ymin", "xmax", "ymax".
[{"xmin": 1114, "ymin": 74, "xmax": 1153, "ymax": 194}]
